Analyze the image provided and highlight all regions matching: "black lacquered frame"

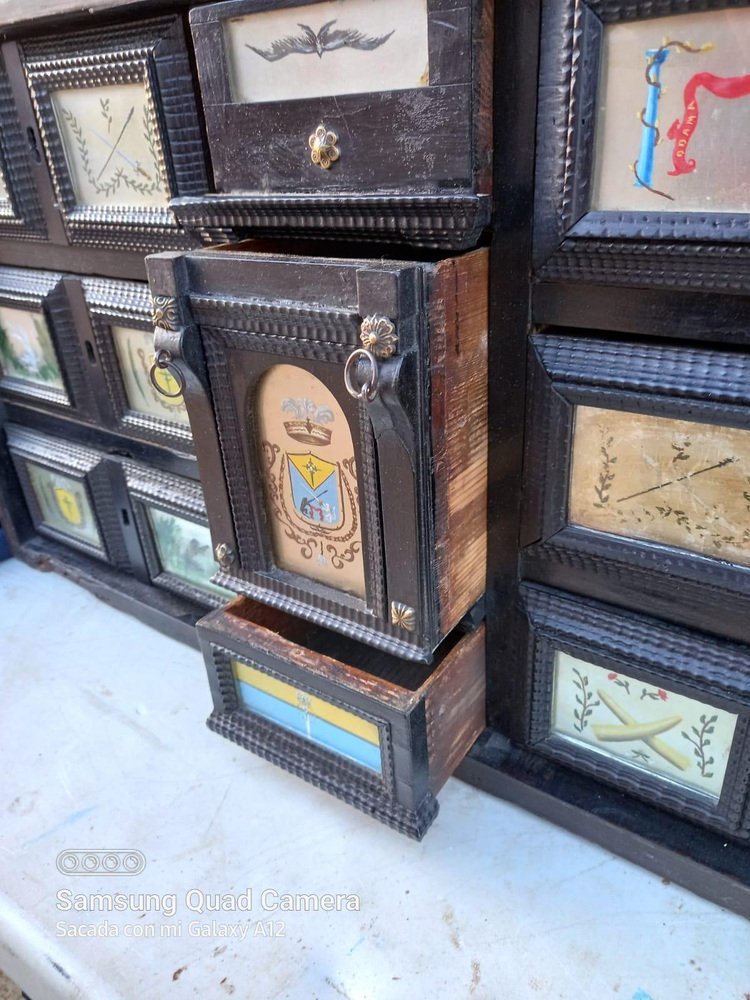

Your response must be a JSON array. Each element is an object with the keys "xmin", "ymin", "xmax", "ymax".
[
  {"xmin": 0, "ymin": 266, "xmax": 95, "ymax": 419},
  {"xmin": 5, "ymin": 423, "xmax": 129, "ymax": 566},
  {"xmin": 0, "ymin": 50, "xmax": 45, "ymax": 240},
  {"xmin": 83, "ymin": 276, "xmax": 193, "ymax": 452},
  {"xmin": 521, "ymin": 332, "xmax": 750, "ymax": 645},
  {"xmin": 123, "ymin": 460, "xmax": 228, "ymax": 609},
  {"xmin": 533, "ymin": 0, "xmax": 750, "ymax": 292},
  {"xmin": 22, "ymin": 17, "xmax": 209, "ymax": 252},
  {"xmin": 523, "ymin": 583, "xmax": 750, "ymax": 839}
]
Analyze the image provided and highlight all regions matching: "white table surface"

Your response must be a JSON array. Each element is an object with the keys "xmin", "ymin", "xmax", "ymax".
[{"xmin": 0, "ymin": 557, "xmax": 748, "ymax": 1000}]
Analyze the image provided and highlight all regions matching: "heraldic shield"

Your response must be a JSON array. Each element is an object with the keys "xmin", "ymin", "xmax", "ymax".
[{"xmin": 287, "ymin": 452, "xmax": 344, "ymax": 530}]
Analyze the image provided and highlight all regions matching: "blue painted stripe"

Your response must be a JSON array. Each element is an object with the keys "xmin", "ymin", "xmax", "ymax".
[{"xmin": 236, "ymin": 681, "xmax": 382, "ymax": 773}]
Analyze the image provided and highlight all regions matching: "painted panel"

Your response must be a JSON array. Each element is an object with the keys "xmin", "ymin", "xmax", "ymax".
[
  {"xmin": 224, "ymin": 0, "xmax": 429, "ymax": 103},
  {"xmin": 0, "ymin": 305, "xmax": 65, "ymax": 393},
  {"xmin": 569, "ymin": 407, "xmax": 750, "ymax": 567},
  {"xmin": 232, "ymin": 660, "xmax": 382, "ymax": 772},
  {"xmin": 52, "ymin": 83, "xmax": 168, "ymax": 209},
  {"xmin": 233, "ymin": 659, "xmax": 379, "ymax": 744},
  {"xmin": 26, "ymin": 462, "xmax": 103, "ymax": 549},
  {"xmin": 256, "ymin": 364, "xmax": 366, "ymax": 599},
  {"xmin": 111, "ymin": 325, "xmax": 190, "ymax": 426},
  {"xmin": 593, "ymin": 9, "xmax": 750, "ymax": 212},
  {"xmin": 147, "ymin": 506, "xmax": 231, "ymax": 598},
  {"xmin": 552, "ymin": 651, "xmax": 737, "ymax": 800}
]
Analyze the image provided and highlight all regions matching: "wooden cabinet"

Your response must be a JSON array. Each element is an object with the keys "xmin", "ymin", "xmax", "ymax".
[{"xmin": 147, "ymin": 244, "xmax": 488, "ymax": 661}]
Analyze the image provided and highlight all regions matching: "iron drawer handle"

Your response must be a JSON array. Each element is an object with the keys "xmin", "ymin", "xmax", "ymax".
[
  {"xmin": 344, "ymin": 348, "xmax": 379, "ymax": 401},
  {"xmin": 149, "ymin": 349, "xmax": 185, "ymax": 399}
]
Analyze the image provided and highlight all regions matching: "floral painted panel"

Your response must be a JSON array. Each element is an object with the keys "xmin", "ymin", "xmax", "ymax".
[
  {"xmin": 26, "ymin": 462, "xmax": 102, "ymax": 548},
  {"xmin": 593, "ymin": 9, "xmax": 750, "ymax": 212},
  {"xmin": 257, "ymin": 364, "xmax": 366, "ymax": 599},
  {"xmin": 147, "ymin": 506, "xmax": 231, "ymax": 599},
  {"xmin": 111, "ymin": 325, "xmax": 190, "ymax": 426},
  {"xmin": 569, "ymin": 407, "xmax": 750, "ymax": 567},
  {"xmin": 52, "ymin": 83, "xmax": 167, "ymax": 209},
  {"xmin": 224, "ymin": 0, "xmax": 429, "ymax": 103},
  {"xmin": 0, "ymin": 305, "xmax": 65, "ymax": 393},
  {"xmin": 552, "ymin": 651, "xmax": 737, "ymax": 800}
]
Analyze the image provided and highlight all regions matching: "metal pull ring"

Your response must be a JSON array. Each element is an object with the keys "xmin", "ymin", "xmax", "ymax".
[
  {"xmin": 344, "ymin": 348, "xmax": 379, "ymax": 401},
  {"xmin": 149, "ymin": 349, "xmax": 185, "ymax": 399}
]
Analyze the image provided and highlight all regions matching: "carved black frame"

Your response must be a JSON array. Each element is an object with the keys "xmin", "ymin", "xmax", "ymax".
[
  {"xmin": 175, "ymin": 0, "xmax": 493, "ymax": 248},
  {"xmin": 533, "ymin": 0, "xmax": 750, "ymax": 291},
  {"xmin": 5, "ymin": 423, "xmax": 129, "ymax": 567},
  {"xmin": 0, "ymin": 266, "xmax": 95, "ymax": 419},
  {"xmin": 523, "ymin": 584, "xmax": 750, "ymax": 839},
  {"xmin": 82, "ymin": 277, "xmax": 194, "ymax": 453},
  {"xmin": 123, "ymin": 460, "xmax": 229, "ymax": 610},
  {"xmin": 521, "ymin": 332, "xmax": 750, "ymax": 645},
  {"xmin": 0, "ymin": 50, "xmax": 45, "ymax": 240},
  {"xmin": 147, "ymin": 249, "xmax": 438, "ymax": 662},
  {"xmin": 21, "ymin": 17, "xmax": 208, "ymax": 253}
]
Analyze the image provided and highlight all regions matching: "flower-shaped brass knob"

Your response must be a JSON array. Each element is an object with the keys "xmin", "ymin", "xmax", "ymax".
[
  {"xmin": 308, "ymin": 124, "xmax": 340, "ymax": 170},
  {"xmin": 360, "ymin": 315, "xmax": 397, "ymax": 359}
]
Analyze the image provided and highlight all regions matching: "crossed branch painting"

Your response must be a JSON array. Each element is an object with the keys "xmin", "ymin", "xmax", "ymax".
[{"xmin": 552, "ymin": 651, "xmax": 737, "ymax": 800}]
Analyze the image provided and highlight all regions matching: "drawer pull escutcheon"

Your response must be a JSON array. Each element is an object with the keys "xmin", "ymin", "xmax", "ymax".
[
  {"xmin": 360, "ymin": 316, "xmax": 397, "ymax": 358},
  {"xmin": 149, "ymin": 349, "xmax": 185, "ymax": 399},
  {"xmin": 309, "ymin": 125, "xmax": 340, "ymax": 169},
  {"xmin": 344, "ymin": 348, "xmax": 379, "ymax": 401}
]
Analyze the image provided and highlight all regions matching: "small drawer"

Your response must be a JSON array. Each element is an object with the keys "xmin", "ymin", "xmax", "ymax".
[
  {"xmin": 5, "ymin": 424, "xmax": 129, "ymax": 567},
  {"xmin": 82, "ymin": 277, "xmax": 193, "ymax": 453},
  {"xmin": 176, "ymin": 0, "xmax": 493, "ymax": 248},
  {"xmin": 123, "ymin": 460, "xmax": 233, "ymax": 609},
  {"xmin": 21, "ymin": 17, "xmax": 210, "ymax": 252},
  {"xmin": 523, "ymin": 584, "xmax": 750, "ymax": 841},
  {"xmin": 0, "ymin": 267, "xmax": 96, "ymax": 421},
  {"xmin": 147, "ymin": 244, "xmax": 488, "ymax": 661},
  {"xmin": 197, "ymin": 597, "xmax": 486, "ymax": 839},
  {"xmin": 521, "ymin": 332, "xmax": 750, "ymax": 645}
]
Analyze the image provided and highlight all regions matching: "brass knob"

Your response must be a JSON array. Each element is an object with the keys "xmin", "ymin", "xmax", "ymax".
[{"xmin": 308, "ymin": 125, "xmax": 340, "ymax": 169}]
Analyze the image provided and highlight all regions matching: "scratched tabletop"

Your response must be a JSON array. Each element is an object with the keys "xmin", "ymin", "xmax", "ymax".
[{"xmin": 0, "ymin": 557, "xmax": 748, "ymax": 1000}]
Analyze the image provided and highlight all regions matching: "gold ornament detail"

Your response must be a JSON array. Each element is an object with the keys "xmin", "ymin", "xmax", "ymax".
[
  {"xmin": 151, "ymin": 295, "xmax": 178, "ymax": 331},
  {"xmin": 308, "ymin": 125, "xmax": 340, "ymax": 170},
  {"xmin": 360, "ymin": 316, "xmax": 397, "ymax": 359},
  {"xmin": 214, "ymin": 542, "xmax": 235, "ymax": 569},
  {"xmin": 391, "ymin": 601, "xmax": 417, "ymax": 633}
]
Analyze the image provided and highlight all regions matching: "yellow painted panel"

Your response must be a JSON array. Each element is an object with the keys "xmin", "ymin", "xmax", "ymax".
[{"xmin": 231, "ymin": 660, "xmax": 379, "ymax": 746}]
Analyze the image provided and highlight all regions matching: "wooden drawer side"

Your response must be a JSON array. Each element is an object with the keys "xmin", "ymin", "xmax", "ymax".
[
  {"xmin": 425, "ymin": 624, "xmax": 486, "ymax": 793},
  {"xmin": 429, "ymin": 249, "xmax": 489, "ymax": 636}
]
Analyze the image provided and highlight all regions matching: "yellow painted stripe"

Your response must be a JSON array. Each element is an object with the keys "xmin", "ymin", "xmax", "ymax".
[{"xmin": 231, "ymin": 660, "xmax": 379, "ymax": 746}]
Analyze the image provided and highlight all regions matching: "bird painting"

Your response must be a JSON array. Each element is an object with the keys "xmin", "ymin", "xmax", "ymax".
[{"xmin": 246, "ymin": 19, "xmax": 395, "ymax": 62}]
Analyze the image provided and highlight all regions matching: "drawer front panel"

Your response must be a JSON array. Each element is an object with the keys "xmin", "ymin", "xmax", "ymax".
[
  {"xmin": 6, "ymin": 424, "xmax": 129, "ymax": 567},
  {"xmin": 521, "ymin": 332, "xmax": 750, "ymax": 644},
  {"xmin": 123, "ymin": 460, "xmax": 231, "ymax": 609},
  {"xmin": 523, "ymin": 584, "xmax": 750, "ymax": 839}
]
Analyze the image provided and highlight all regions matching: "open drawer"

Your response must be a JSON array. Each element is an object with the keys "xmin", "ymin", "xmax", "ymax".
[
  {"xmin": 147, "ymin": 244, "xmax": 488, "ymax": 661},
  {"xmin": 197, "ymin": 596, "xmax": 486, "ymax": 839}
]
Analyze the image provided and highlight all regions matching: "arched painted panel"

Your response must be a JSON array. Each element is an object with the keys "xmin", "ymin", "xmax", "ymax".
[{"xmin": 256, "ymin": 364, "xmax": 366, "ymax": 599}]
